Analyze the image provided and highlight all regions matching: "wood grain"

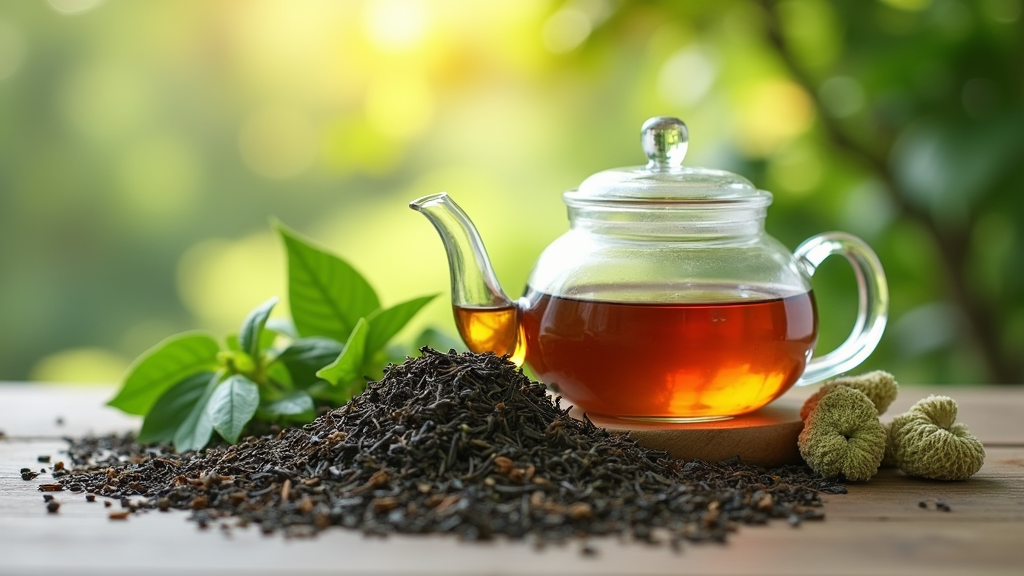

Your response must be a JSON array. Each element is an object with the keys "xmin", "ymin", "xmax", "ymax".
[{"xmin": 1, "ymin": 383, "xmax": 1022, "ymax": 576}]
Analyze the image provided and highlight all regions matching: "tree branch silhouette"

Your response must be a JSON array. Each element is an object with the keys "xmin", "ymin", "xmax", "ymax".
[{"xmin": 758, "ymin": 0, "xmax": 1016, "ymax": 383}]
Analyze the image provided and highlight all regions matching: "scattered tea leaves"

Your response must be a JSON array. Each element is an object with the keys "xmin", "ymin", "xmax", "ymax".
[{"xmin": 60, "ymin": 350, "xmax": 845, "ymax": 549}]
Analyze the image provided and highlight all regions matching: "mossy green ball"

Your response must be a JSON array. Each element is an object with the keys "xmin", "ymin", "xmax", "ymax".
[
  {"xmin": 800, "ymin": 371, "xmax": 899, "ymax": 421},
  {"xmin": 888, "ymin": 395, "xmax": 985, "ymax": 481},
  {"xmin": 798, "ymin": 387, "xmax": 886, "ymax": 481}
]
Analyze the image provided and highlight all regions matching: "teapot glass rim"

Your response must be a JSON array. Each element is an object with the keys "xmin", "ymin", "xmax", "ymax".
[{"xmin": 563, "ymin": 188, "xmax": 774, "ymax": 208}]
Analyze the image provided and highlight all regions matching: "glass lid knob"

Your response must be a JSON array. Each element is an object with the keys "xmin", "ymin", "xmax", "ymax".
[{"xmin": 641, "ymin": 116, "xmax": 688, "ymax": 170}]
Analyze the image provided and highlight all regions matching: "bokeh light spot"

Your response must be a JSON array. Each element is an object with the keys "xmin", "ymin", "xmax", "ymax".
[
  {"xmin": 365, "ymin": 74, "xmax": 435, "ymax": 141},
  {"xmin": 119, "ymin": 319, "xmax": 179, "ymax": 359},
  {"xmin": 542, "ymin": 8, "xmax": 592, "ymax": 54},
  {"xmin": 819, "ymin": 76, "xmax": 866, "ymax": 118},
  {"xmin": 60, "ymin": 62, "xmax": 152, "ymax": 142},
  {"xmin": 47, "ymin": 0, "xmax": 105, "ymax": 15},
  {"xmin": 982, "ymin": 0, "xmax": 1022, "ymax": 22},
  {"xmin": 657, "ymin": 45, "xmax": 718, "ymax": 106},
  {"xmin": 177, "ymin": 234, "xmax": 286, "ymax": 335},
  {"xmin": 840, "ymin": 181, "xmax": 897, "ymax": 239},
  {"xmin": 736, "ymin": 79, "xmax": 815, "ymax": 156},
  {"xmin": 364, "ymin": 0, "xmax": 431, "ymax": 53},
  {"xmin": 777, "ymin": 0, "xmax": 841, "ymax": 72},
  {"xmin": 239, "ymin": 106, "xmax": 316, "ymax": 179},
  {"xmin": 894, "ymin": 303, "xmax": 958, "ymax": 357},
  {"xmin": 0, "ymin": 20, "xmax": 25, "ymax": 82},
  {"xmin": 30, "ymin": 347, "xmax": 128, "ymax": 384},
  {"xmin": 118, "ymin": 134, "xmax": 201, "ymax": 220},
  {"xmin": 767, "ymin": 143, "xmax": 823, "ymax": 196},
  {"xmin": 961, "ymin": 77, "xmax": 1000, "ymax": 118},
  {"xmin": 879, "ymin": 0, "xmax": 933, "ymax": 11},
  {"xmin": 322, "ymin": 116, "xmax": 398, "ymax": 176}
]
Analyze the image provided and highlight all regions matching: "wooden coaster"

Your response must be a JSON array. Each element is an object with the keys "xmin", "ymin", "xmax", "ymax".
[{"xmin": 570, "ymin": 399, "xmax": 806, "ymax": 468}]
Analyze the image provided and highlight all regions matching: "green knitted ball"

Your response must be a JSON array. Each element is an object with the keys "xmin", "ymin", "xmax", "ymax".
[
  {"xmin": 798, "ymin": 386, "xmax": 887, "ymax": 481},
  {"xmin": 800, "ymin": 371, "xmax": 899, "ymax": 421},
  {"xmin": 888, "ymin": 395, "xmax": 985, "ymax": 481}
]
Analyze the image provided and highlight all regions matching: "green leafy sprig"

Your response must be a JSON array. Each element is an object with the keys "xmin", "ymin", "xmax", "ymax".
[{"xmin": 108, "ymin": 222, "xmax": 443, "ymax": 452}]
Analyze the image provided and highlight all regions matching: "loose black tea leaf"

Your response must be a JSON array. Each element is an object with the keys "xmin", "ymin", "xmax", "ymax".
[{"xmin": 59, "ymin": 349, "xmax": 844, "ymax": 548}]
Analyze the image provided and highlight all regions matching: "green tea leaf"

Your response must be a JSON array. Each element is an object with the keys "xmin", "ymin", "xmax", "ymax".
[
  {"xmin": 365, "ymin": 295, "xmax": 438, "ymax": 355},
  {"xmin": 238, "ymin": 297, "xmax": 278, "ymax": 359},
  {"xmin": 266, "ymin": 361, "xmax": 294, "ymax": 388},
  {"xmin": 276, "ymin": 222, "xmax": 379, "ymax": 342},
  {"xmin": 208, "ymin": 374, "xmax": 260, "ymax": 444},
  {"xmin": 265, "ymin": 318, "xmax": 298, "ymax": 339},
  {"xmin": 260, "ymin": 390, "xmax": 314, "ymax": 416},
  {"xmin": 316, "ymin": 318, "xmax": 369, "ymax": 387},
  {"xmin": 108, "ymin": 332, "xmax": 221, "ymax": 416},
  {"xmin": 275, "ymin": 336, "xmax": 344, "ymax": 387},
  {"xmin": 173, "ymin": 372, "xmax": 221, "ymax": 453},
  {"xmin": 225, "ymin": 332, "xmax": 277, "ymax": 356},
  {"xmin": 138, "ymin": 372, "xmax": 215, "ymax": 444}
]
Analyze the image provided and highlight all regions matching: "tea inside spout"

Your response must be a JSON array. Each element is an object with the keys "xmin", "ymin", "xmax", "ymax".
[{"xmin": 453, "ymin": 304, "xmax": 526, "ymax": 365}]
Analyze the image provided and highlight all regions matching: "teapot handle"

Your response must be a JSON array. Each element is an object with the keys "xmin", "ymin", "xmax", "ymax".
[{"xmin": 793, "ymin": 232, "xmax": 889, "ymax": 386}]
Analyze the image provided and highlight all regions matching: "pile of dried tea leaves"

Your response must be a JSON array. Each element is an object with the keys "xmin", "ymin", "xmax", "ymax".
[{"xmin": 59, "ymin": 348, "xmax": 844, "ymax": 548}]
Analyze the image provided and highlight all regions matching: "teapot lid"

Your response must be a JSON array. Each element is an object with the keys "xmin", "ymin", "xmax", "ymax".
[{"xmin": 564, "ymin": 117, "xmax": 771, "ymax": 206}]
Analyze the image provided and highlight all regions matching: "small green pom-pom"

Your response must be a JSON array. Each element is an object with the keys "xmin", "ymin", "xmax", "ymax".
[
  {"xmin": 798, "ymin": 387, "xmax": 887, "ymax": 481},
  {"xmin": 800, "ymin": 371, "xmax": 899, "ymax": 421},
  {"xmin": 888, "ymin": 395, "xmax": 985, "ymax": 481}
]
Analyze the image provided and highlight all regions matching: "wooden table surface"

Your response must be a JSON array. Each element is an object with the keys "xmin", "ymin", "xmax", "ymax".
[{"xmin": 1, "ymin": 383, "xmax": 1022, "ymax": 576}]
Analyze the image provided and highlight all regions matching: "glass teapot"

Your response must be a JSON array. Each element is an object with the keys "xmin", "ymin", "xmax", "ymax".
[{"xmin": 411, "ymin": 117, "xmax": 887, "ymax": 422}]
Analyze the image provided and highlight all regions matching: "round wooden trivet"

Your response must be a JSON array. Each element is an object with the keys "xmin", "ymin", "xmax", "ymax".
[{"xmin": 570, "ymin": 399, "xmax": 805, "ymax": 468}]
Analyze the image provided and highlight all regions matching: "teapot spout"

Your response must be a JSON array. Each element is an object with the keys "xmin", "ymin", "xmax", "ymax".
[
  {"xmin": 411, "ymin": 193, "xmax": 524, "ymax": 362},
  {"xmin": 410, "ymin": 192, "xmax": 513, "ymax": 311}
]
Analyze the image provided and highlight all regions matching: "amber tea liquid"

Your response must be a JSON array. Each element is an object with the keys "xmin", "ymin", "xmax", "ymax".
[
  {"xmin": 518, "ymin": 288, "xmax": 817, "ymax": 420},
  {"xmin": 455, "ymin": 287, "xmax": 818, "ymax": 420},
  {"xmin": 454, "ymin": 305, "xmax": 527, "ymax": 366}
]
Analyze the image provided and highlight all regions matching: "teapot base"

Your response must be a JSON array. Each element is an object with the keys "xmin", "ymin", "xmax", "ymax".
[
  {"xmin": 571, "ymin": 399, "xmax": 806, "ymax": 467},
  {"xmin": 596, "ymin": 414, "xmax": 734, "ymax": 424}
]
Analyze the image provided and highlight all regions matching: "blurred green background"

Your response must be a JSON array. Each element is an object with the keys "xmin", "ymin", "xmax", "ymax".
[{"xmin": 0, "ymin": 0, "xmax": 1021, "ymax": 386}]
